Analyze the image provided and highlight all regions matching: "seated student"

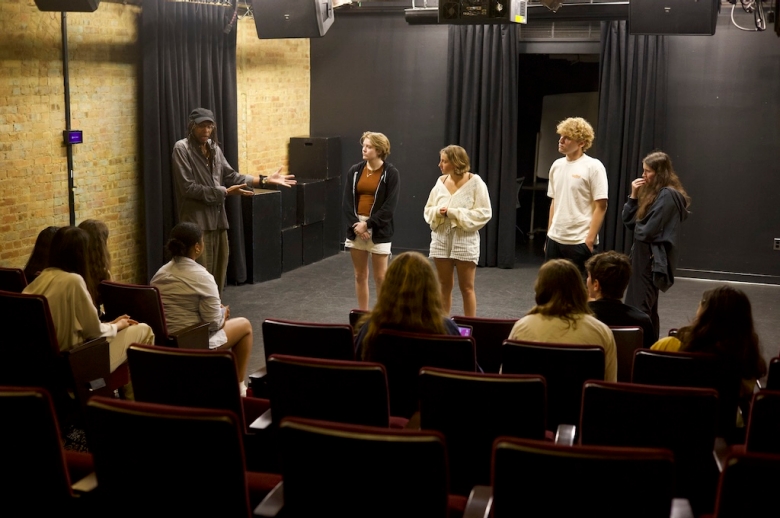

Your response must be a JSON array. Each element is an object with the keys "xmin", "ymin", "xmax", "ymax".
[
  {"xmin": 652, "ymin": 285, "xmax": 767, "ymax": 408},
  {"xmin": 78, "ymin": 219, "xmax": 112, "ymax": 312},
  {"xmin": 508, "ymin": 259, "xmax": 617, "ymax": 382},
  {"xmin": 22, "ymin": 226, "xmax": 154, "ymax": 372},
  {"xmin": 355, "ymin": 251, "xmax": 461, "ymax": 361},
  {"xmin": 23, "ymin": 226, "xmax": 59, "ymax": 283},
  {"xmin": 151, "ymin": 222, "xmax": 253, "ymax": 395},
  {"xmin": 585, "ymin": 251, "xmax": 656, "ymax": 348}
]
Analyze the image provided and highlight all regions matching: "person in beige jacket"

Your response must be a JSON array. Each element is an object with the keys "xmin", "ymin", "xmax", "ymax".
[{"xmin": 509, "ymin": 259, "xmax": 617, "ymax": 382}]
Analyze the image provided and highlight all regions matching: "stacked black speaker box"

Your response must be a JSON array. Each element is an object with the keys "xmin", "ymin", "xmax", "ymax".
[
  {"xmin": 289, "ymin": 136, "xmax": 342, "ymax": 264},
  {"xmin": 242, "ymin": 191, "xmax": 282, "ymax": 283}
]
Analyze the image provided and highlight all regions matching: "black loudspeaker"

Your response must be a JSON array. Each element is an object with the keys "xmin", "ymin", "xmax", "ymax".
[
  {"xmin": 323, "ymin": 177, "xmax": 342, "ymax": 258},
  {"xmin": 282, "ymin": 226, "xmax": 303, "ymax": 273},
  {"xmin": 280, "ymin": 185, "xmax": 298, "ymax": 230},
  {"xmin": 242, "ymin": 191, "xmax": 282, "ymax": 283},
  {"xmin": 302, "ymin": 222, "xmax": 324, "ymax": 265},
  {"xmin": 289, "ymin": 136, "xmax": 341, "ymax": 180},
  {"xmin": 35, "ymin": 0, "xmax": 99, "ymax": 11},
  {"xmin": 251, "ymin": 0, "xmax": 335, "ymax": 39},
  {"xmin": 296, "ymin": 178, "xmax": 326, "ymax": 226},
  {"xmin": 629, "ymin": 0, "xmax": 719, "ymax": 35}
]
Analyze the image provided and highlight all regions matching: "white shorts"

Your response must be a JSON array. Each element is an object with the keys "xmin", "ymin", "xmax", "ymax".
[{"xmin": 345, "ymin": 215, "xmax": 392, "ymax": 255}]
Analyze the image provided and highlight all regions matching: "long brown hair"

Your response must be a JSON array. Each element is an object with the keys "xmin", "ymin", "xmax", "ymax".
[
  {"xmin": 678, "ymin": 286, "xmax": 766, "ymax": 380},
  {"xmin": 78, "ymin": 219, "xmax": 111, "ymax": 308},
  {"xmin": 636, "ymin": 151, "xmax": 691, "ymax": 219},
  {"xmin": 527, "ymin": 259, "xmax": 592, "ymax": 328},
  {"xmin": 359, "ymin": 252, "xmax": 448, "ymax": 360}
]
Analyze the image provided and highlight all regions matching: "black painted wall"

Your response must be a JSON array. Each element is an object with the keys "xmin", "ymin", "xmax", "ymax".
[
  {"xmin": 310, "ymin": 12, "xmax": 449, "ymax": 252},
  {"xmin": 665, "ymin": 16, "xmax": 780, "ymax": 281},
  {"xmin": 310, "ymin": 13, "xmax": 780, "ymax": 279}
]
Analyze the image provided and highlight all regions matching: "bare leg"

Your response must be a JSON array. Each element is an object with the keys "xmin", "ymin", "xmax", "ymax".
[
  {"xmin": 455, "ymin": 260, "xmax": 478, "ymax": 317},
  {"xmin": 350, "ymin": 249, "xmax": 371, "ymax": 310},
  {"xmin": 371, "ymin": 253, "xmax": 390, "ymax": 300},
  {"xmin": 434, "ymin": 258, "xmax": 456, "ymax": 316},
  {"xmin": 219, "ymin": 317, "xmax": 253, "ymax": 383}
]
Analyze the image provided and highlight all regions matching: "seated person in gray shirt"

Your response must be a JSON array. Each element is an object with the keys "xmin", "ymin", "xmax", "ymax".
[{"xmin": 586, "ymin": 251, "xmax": 656, "ymax": 348}]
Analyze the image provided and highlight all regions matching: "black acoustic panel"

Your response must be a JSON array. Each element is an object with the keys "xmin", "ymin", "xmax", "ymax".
[
  {"xmin": 289, "ymin": 136, "xmax": 342, "ymax": 180},
  {"xmin": 296, "ymin": 178, "xmax": 326, "ymax": 225},
  {"xmin": 35, "ymin": 0, "xmax": 99, "ymax": 11},
  {"xmin": 242, "ymin": 191, "xmax": 282, "ymax": 283},
  {"xmin": 629, "ymin": 0, "xmax": 718, "ymax": 35},
  {"xmin": 302, "ymin": 222, "xmax": 324, "ymax": 266},
  {"xmin": 251, "ymin": 0, "xmax": 334, "ymax": 39},
  {"xmin": 282, "ymin": 226, "xmax": 303, "ymax": 273},
  {"xmin": 323, "ymin": 177, "xmax": 342, "ymax": 257},
  {"xmin": 280, "ymin": 185, "xmax": 298, "ymax": 229}
]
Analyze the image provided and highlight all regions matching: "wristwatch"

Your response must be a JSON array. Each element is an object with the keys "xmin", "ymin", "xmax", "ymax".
[{"xmin": 261, "ymin": 176, "xmax": 268, "ymax": 188}]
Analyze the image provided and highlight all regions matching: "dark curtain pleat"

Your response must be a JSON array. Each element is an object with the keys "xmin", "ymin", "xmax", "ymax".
[
  {"xmin": 445, "ymin": 25, "xmax": 518, "ymax": 269},
  {"xmin": 142, "ymin": 0, "xmax": 244, "ymax": 283},
  {"xmin": 595, "ymin": 21, "xmax": 667, "ymax": 255}
]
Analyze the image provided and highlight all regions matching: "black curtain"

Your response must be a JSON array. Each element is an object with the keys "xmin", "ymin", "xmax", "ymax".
[
  {"xmin": 445, "ymin": 24, "xmax": 518, "ymax": 269},
  {"xmin": 141, "ymin": 0, "xmax": 245, "ymax": 283},
  {"xmin": 595, "ymin": 21, "xmax": 667, "ymax": 255}
]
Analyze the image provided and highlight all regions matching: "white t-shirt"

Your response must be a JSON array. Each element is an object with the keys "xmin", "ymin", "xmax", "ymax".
[{"xmin": 547, "ymin": 154, "xmax": 608, "ymax": 245}]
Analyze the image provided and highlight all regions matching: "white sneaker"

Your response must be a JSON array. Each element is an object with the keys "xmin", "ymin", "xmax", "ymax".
[{"xmin": 238, "ymin": 381, "xmax": 247, "ymax": 397}]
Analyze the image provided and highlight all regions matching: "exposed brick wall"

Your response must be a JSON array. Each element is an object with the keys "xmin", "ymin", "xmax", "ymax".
[
  {"xmin": 0, "ymin": 0, "xmax": 144, "ymax": 282},
  {"xmin": 236, "ymin": 17, "xmax": 310, "ymax": 178},
  {"xmin": 0, "ymin": 2, "xmax": 310, "ymax": 283}
]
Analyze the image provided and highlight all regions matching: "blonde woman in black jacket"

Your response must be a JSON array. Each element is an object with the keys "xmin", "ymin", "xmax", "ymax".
[{"xmin": 342, "ymin": 131, "xmax": 400, "ymax": 310}]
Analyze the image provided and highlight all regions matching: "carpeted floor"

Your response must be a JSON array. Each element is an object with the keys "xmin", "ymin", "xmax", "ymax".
[{"xmin": 222, "ymin": 241, "xmax": 780, "ymax": 377}]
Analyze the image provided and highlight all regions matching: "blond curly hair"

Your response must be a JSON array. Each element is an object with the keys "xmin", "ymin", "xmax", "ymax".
[
  {"xmin": 556, "ymin": 117, "xmax": 595, "ymax": 152},
  {"xmin": 360, "ymin": 131, "xmax": 391, "ymax": 160}
]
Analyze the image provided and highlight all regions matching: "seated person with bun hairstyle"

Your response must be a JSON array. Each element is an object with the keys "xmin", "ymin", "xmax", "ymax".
[{"xmin": 151, "ymin": 222, "xmax": 254, "ymax": 395}]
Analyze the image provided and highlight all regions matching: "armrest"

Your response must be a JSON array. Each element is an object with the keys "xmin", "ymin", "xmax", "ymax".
[
  {"xmin": 65, "ymin": 337, "xmax": 114, "ymax": 406},
  {"xmin": 71, "ymin": 472, "xmax": 98, "ymax": 494},
  {"xmin": 554, "ymin": 424, "xmax": 576, "ymax": 446},
  {"xmin": 463, "ymin": 485, "xmax": 492, "ymax": 518},
  {"xmin": 249, "ymin": 408, "xmax": 273, "ymax": 431},
  {"xmin": 254, "ymin": 481, "xmax": 284, "ymax": 517},
  {"xmin": 712, "ymin": 436, "xmax": 729, "ymax": 472},
  {"xmin": 170, "ymin": 322, "xmax": 210, "ymax": 349},
  {"xmin": 670, "ymin": 498, "xmax": 694, "ymax": 518}
]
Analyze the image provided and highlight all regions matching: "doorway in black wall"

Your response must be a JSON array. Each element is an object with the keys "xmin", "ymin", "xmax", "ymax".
[{"xmin": 515, "ymin": 53, "xmax": 599, "ymax": 265}]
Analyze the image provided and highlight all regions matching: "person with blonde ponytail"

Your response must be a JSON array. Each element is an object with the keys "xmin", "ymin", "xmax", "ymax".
[{"xmin": 622, "ymin": 151, "xmax": 691, "ymax": 340}]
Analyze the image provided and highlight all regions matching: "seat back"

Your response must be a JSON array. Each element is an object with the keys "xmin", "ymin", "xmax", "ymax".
[
  {"xmin": 501, "ymin": 340, "xmax": 604, "ymax": 430},
  {"xmin": 86, "ymin": 396, "xmax": 250, "ymax": 517},
  {"xmin": 581, "ymin": 381, "xmax": 719, "ymax": 512},
  {"xmin": 267, "ymin": 354, "xmax": 391, "ymax": 427},
  {"xmin": 0, "ymin": 291, "xmax": 75, "ymax": 417},
  {"xmin": 745, "ymin": 390, "xmax": 780, "ymax": 454},
  {"xmin": 609, "ymin": 326, "xmax": 643, "ymax": 383},
  {"xmin": 127, "ymin": 344, "xmax": 244, "ymax": 424},
  {"xmin": 279, "ymin": 417, "xmax": 449, "ymax": 518},
  {"xmin": 372, "ymin": 330, "xmax": 477, "ymax": 418},
  {"xmin": 766, "ymin": 357, "xmax": 780, "ymax": 390},
  {"xmin": 492, "ymin": 437, "xmax": 675, "ymax": 518},
  {"xmin": 418, "ymin": 368, "xmax": 546, "ymax": 495},
  {"xmin": 100, "ymin": 281, "xmax": 169, "ymax": 346},
  {"xmin": 712, "ymin": 452, "xmax": 780, "ymax": 517},
  {"xmin": 632, "ymin": 349, "xmax": 741, "ymax": 440},
  {"xmin": 0, "ymin": 267, "xmax": 28, "ymax": 293},
  {"xmin": 452, "ymin": 315, "xmax": 516, "ymax": 373},
  {"xmin": 0, "ymin": 386, "xmax": 75, "ymax": 512},
  {"xmin": 348, "ymin": 308, "xmax": 369, "ymax": 331},
  {"xmin": 261, "ymin": 319, "xmax": 355, "ymax": 362}
]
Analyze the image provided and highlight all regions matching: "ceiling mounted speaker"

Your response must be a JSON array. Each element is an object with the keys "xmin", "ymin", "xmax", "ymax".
[
  {"xmin": 630, "ymin": 0, "xmax": 718, "ymax": 35},
  {"xmin": 251, "ymin": 0, "xmax": 335, "ymax": 39},
  {"xmin": 34, "ymin": 0, "xmax": 100, "ymax": 12}
]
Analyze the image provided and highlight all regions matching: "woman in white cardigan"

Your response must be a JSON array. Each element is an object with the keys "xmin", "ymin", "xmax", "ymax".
[{"xmin": 424, "ymin": 145, "xmax": 492, "ymax": 316}]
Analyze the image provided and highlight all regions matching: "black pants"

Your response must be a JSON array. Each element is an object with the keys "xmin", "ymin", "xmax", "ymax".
[
  {"xmin": 624, "ymin": 241, "xmax": 660, "ymax": 341},
  {"xmin": 544, "ymin": 237, "xmax": 594, "ymax": 280}
]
